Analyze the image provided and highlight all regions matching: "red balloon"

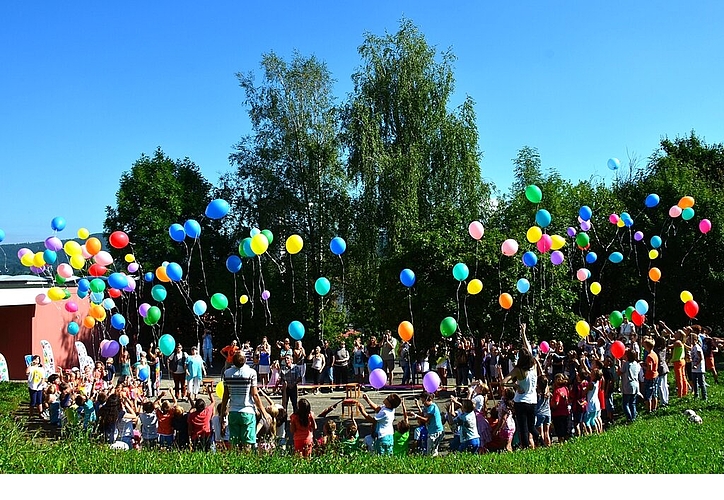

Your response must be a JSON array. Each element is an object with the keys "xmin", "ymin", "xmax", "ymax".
[
  {"xmin": 611, "ymin": 340, "xmax": 626, "ymax": 359},
  {"xmin": 109, "ymin": 231, "xmax": 130, "ymax": 249},
  {"xmin": 631, "ymin": 310, "xmax": 645, "ymax": 327},
  {"xmin": 88, "ymin": 263, "xmax": 108, "ymax": 277},
  {"xmin": 684, "ymin": 300, "xmax": 699, "ymax": 319},
  {"xmin": 108, "ymin": 288, "xmax": 122, "ymax": 298}
]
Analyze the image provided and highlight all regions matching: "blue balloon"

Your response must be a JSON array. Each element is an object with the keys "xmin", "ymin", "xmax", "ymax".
[
  {"xmin": 111, "ymin": 313, "xmax": 126, "ymax": 330},
  {"xmin": 102, "ymin": 298, "xmax": 116, "ymax": 311},
  {"xmin": 607, "ymin": 158, "xmax": 621, "ymax": 171},
  {"xmin": 78, "ymin": 278, "xmax": 90, "ymax": 292},
  {"xmin": 205, "ymin": 199, "xmax": 230, "ymax": 219},
  {"xmin": 90, "ymin": 291, "xmax": 104, "ymax": 304},
  {"xmin": 43, "ymin": 249, "xmax": 57, "ymax": 264},
  {"xmin": 330, "ymin": 237, "xmax": 346, "ymax": 255},
  {"xmin": 315, "ymin": 277, "xmax": 331, "ymax": 296},
  {"xmin": 225, "ymin": 255, "xmax": 242, "ymax": 273},
  {"xmin": 108, "ymin": 272, "xmax": 128, "ymax": 290},
  {"xmin": 51, "ymin": 216, "xmax": 66, "ymax": 231},
  {"xmin": 119, "ymin": 334, "xmax": 129, "ymax": 346},
  {"xmin": 241, "ymin": 238, "xmax": 254, "ymax": 258},
  {"xmin": 400, "ymin": 268, "xmax": 416, "ymax": 287},
  {"xmin": 452, "ymin": 263, "xmax": 469, "ymax": 281},
  {"xmin": 77, "ymin": 290, "xmax": 88, "ymax": 299},
  {"xmin": 535, "ymin": 209, "xmax": 552, "ymax": 228},
  {"xmin": 579, "ymin": 206, "xmax": 592, "ymax": 221},
  {"xmin": 516, "ymin": 278, "xmax": 530, "ymax": 293},
  {"xmin": 67, "ymin": 322, "xmax": 80, "ymax": 335},
  {"xmin": 585, "ymin": 252, "xmax": 598, "ymax": 264},
  {"xmin": 288, "ymin": 320, "xmax": 305, "ymax": 341},
  {"xmin": 169, "ymin": 223, "xmax": 186, "ymax": 242},
  {"xmin": 193, "ymin": 300, "xmax": 207, "ymax": 316},
  {"xmin": 144, "ymin": 272, "xmax": 154, "ymax": 282},
  {"xmin": 184, "ymin": 219, "xmax": 201, "ymax": 239},
  {"xmin": 151, "ymin": 284, "xmax": 167, "ymax": 302},
  {"xmin": 635, "ymin": 299, "xmax": 649, "ymax": 316},
  {"xmin": 138, "ymin": 366, "xmax": 150, "ymax": 382},
  {"xmin": 165, "ymin": 262, "xmax": 183, "ymax": 282},
  {"xmin": 0, "ymin": 228, "xmax": 5, "ymax": 242},
  {"xmin": 522, "ymin": 251, "xmax": 538, "ymax": 267},
  {"xmin": 645, "ymin": 193, "xmax": 660, "ymax": 208},
  {"xmin": 608, "ymin": 252, "xmax": 624, "ymax": 264},
  {"xmin": 650, "ymin": 235, "xmax": 662, "ymax": 249},
  {"xmin": 368, "ymin": 354, "xmax": 383, "ymax": 371}
]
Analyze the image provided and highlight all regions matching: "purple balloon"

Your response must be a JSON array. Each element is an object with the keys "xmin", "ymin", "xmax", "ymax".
[
  {"xmin": 123, "ymin": 279, "xmax": 137, "ymax": 292},
  {"xmin": 127, "ymin": 262, "xmax": 139, "ymax": 273},
  {"xmin": 369, "ymin": 368, "xmax": 387, "ymax": 389},
  {"xmin": 634, "ymin": 231, "xmax": 644, "ymax": 241},
  {"xmin": 45, "ymin": 236, "xmax": 63, "ymax": 251},
  {"xmin": 423, "ymin": 371, "xmax": 441, "ymax": 393},
  {"xmin": 567, "ymin": 227, "xmax": 576, "ymax": 237},
  {"xmin": 261, "ymin": 290, "xmax": 271, "ymax": 300},
  {"xmin": 101, "ymin": 340, "xmax": 120, "ymax": 358},
  {"xmin": 138, "ymin": 302, "xmax": 151, "ymax": 317},
  {"xmin": 550, "ymin": 250, "xmax": 564, "ymax": 265},
  {"xmin": 580, "ymin": 220, "xmax": 592, "ymax": 231}
]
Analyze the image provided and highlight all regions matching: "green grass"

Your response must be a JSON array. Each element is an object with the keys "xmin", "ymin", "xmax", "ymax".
[{"xmin": 1, "ymin": 379, "xmax": 722, "ymax": 474}]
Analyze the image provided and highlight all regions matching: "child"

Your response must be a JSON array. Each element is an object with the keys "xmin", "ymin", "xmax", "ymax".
[
  {"xmin": 156, "ymin": 391, "xmax": 176, "ymax": 450},
  {"xmin": 172, "ymin": 405, "xmax": 190, "ymax": 450},
  {"xmin": 268, "ymin": 360, "xmax": 281, "ymax": 393},
  {"xmin": 470, "ymin": 380, "xmax": 489, "ymax": 413},
  {"xmin": 340, "ymin": 418, "xmax": 363, "ymax": 455},
  {"xmin": 535, "ymin": 376, "xmax": 551, "ymax": 446},
  {"xmin": 187, "ymin": 385, "xmax": 215, "ymax": 452},
  {"xmin": 316, "ymin": 419, "xmax": 338, "ymax": 453},
  {"xmin": 413, "ymin": 391, "xmax": 444, "ymax": 456},
  {"xmin": 452, "ymin": 398, "xmax": 480, "ymax": 452},
  {"xmin": 103, "ymin": 358, "xmax": 116, "ymax": 387},
  {"xmin": 75, "ymin": 394, "xmax": 96, "ymax": 431},
  {"xmin": 550, "ymin": 373, "xmax": 571, "ymax": 443},
  {"xmin": 488, "ymin": 387, "xmax": 516, "ymax": 452},
  {"xmin": 290, "ymin": 397, "xmax": 316, "ymax": 457},
  {"xmin": 357, "ymin": 392, "xmax": 402, "ymax": 456},
  {"xmin": 139, "ymin": 400, "xmax": 159, "ymax": 449},
  {"xmin": 392, "ymin": 399, "xmax": 410, "ymax": 456},
  {"xmin": 46, "ymin": 384, "xmax": 61, "ymax": 425},
  {"xmin": 584, "ymin": 369, "xmax": 603, "ymax": 434},
  {"xmin": 211, "ymin": 403, "xmax": 230, "ymax": 452}
]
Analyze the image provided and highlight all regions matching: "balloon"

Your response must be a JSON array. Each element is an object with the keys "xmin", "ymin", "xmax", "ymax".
[
  {"xmin": 609, "ymin": 311, "xmax": 623, "ymax": 328},
  {"xmin": 499, "ymin": 293, "xmax": 513, "ymax": 310},
  {"xmin": 609, "ymin": 213, "xmax": 620, "ymax": 224},
  {"xmin": 648, "ymin": 235, "xmax": 662, "ymax": 249},
  {"xmin": 633, "ymin": 231, "xmax": 644, "ymax": 242},
  {"xmin": 101, "ymin": 340, "xmax": 120, "ymax": 358},
  {"xmin": 155, "ymin": 266, "xmax": 170, "ymax": 282},
  {"xmin": 211, "ymin": 293, "xmax": 228, "ymax": 310},
  {"xmin": 608, "ymin": 252, "xmax": 623, "ymax": 264},
  {"xmin": 35, "ymin": 293, "xmax": 51, "ymax": 306},
  {"xmin": 250, "ymin": 233, "xmax": 269, "ymax": 255},
  {"xmin": 65, "ymin": 301, "xmax": 78, "ymax": 313},
  {"xmin": 143, "ymin": 272, "xmax": 154, "ymax": 282},
  {"xmin": 77, "ymin": 278, "xmax": 90, "ymax": 292},
  {"xmin": 367, "ymin": 354, "xmax": 384, "ymax": 371},
  {"xmin": 423, "ymin": 371, "xmax": 441, "ymax": 393},
  {"xmin": 611, "ymin": 340, "xmax": 626, "ymax": 360},
  {"xmin": 239, "ymin": 295, "xmax": 249, "ymax": 304},
  {"xmin": 109, "ymin": 231, "xmax": 129, "ymax": 249},
  {"xmin": 250, "ymin": 227, "xmax": 261, "ymax": 237},
  {"xmin": 400, "ymin": 268, "xmax": 416, "ymax": 287},
  {"xmin": 215, "ymin": 380, "xmax": 225, "ymax": 399},
  {"xmin": 94, "ymin": 251, "xmax": 113, "ymax": 267},
  {"xmin": 314, "ymin": 277, "xmax": 331, "ymax": 296},
  {"xmin": 108, "ymin": 288, "xmax": 122, "ymax": 298},
  {"xmin": 146, "ymin": 306, "xmax": 162, "ymax": 325},
  {"xmin": 575, "ymin": 232, "xmax": 590, "ymax": 248},
  {"xmin": 681, "ymin": 207, "xmax": 695, "ymax": 221},
  {"xmin": 468, "ymin": 221, "xmax": 484, "ymax": 240},
  {"xmin": 631, "ymin": 310, "xmax": 645, "ymax": 327},
  {"xmin": 624, "ymin": 306, "xmax": 635, "ymax": 320},
  {"xmin": 684, "ymin": 300, "xmax": 699, "ymax": 319},
  {"xmin": 20, "ymin": 252, "xmax": 34, "ymax": 267},
  {"xmin": 576, "ymin": 268, "xmax": 590, "ymax": 282},
  {"xmin": 159, "ymin": 334, "xmax": 176, "ymax": 356},
  {"xmin": 240, "ymin": 237, "xmax": 254, "ymax": 258},
  {"xmin": 51, "ymin": 216, "xmax": 66, "ymax": 231},
  {"xmin": 151, "ymin": 284, "xmax": 167, "ymax": 302},
  {"xmin": 286, "ymin": 234, "xmax": 304, "ymax": 254},
  {"xmin": 576, "ymin": 320, "xmax": 590, "ymax": 338},
  {"xmin": 138, "ymin": 366, "xmax": 150, "ymax": 382},
  {"xmin": 330, "ymin": 237, "xmax": 346, "ymax": 255},
  {"xmin": 90, "ymin": 292, "xmax": 104, "ymax": 305},
  {"xmin": 32, "ymin": 251, "xmax": 46, "ymax": 268},
  {"xmin": 648, "ymin": 249, "xmax": 659, "ymax": 260},
  {"xmin": 205, "ymin": 199, "xmax": 230, "ymax": 219},
  {"xmin": 524, "ymin": 185, "xmax": 542, "ymax": 204},
  {"xmin": 452, "ymin": 263, "xmax": 469, "ymax": 281},
  {"xmin": 590, "ymin": 282, "xmax": 601, "ymax": 295},
  {"xmin": 288, "ymin": 321, "xmax": 305, "ymax": 341},
  {"xmin": 40, "ymin": 249, "xmax": 56, "ymax": 265},
  {"xmin": 579, "ymin": 205, "xmax": 592, "ymax": 221},
  {"xmin": 83, "ymin": 316, "xmax": 96, "ymax": 328},
  {"xmin": 669, "ymin": 205, "xmax": 682, "ymax": 218},
  {"xmin": 501, "ymin": 239, "xmax": 519, "ymax": 256},
  {"xmin": 261, "ymin": 290, "xmax": 271, "ymax": 300},
  {"xmin": 261, "ymin": 229, "xmax": 274, "ymax": 245},
  {"xmin": 516, "ymin": 278, "xmax": 530, "ymax": 294},
  {"xmin": 369, "ymin": 368, "xmax": 387, "ymax": 389},
  {"xmin": 522, "ymin": 251, "xmax": 538, "ymax": 267},
  {"xmin": 677, "ymin": 196, "xmax": 695, "ymax": 209},
  {"xmin": 566, "ymin": 227, "xmax": 576, "ymax": 237},
  {"xmin": 607, "ymin": 158, "xmax": 620, "ymax": 171},
  {"xmin": 680, "ymin": 290, "xmax": 693, "ymax": 303},
  {"xmin": 645, "ymin": 193, "xmax": 660, "ymax": 208},
  {"xmin": 648, "ymin": 267, "xmax": 661, "ymax": 282},
  {"xmin": 108, "ymin": 272, "xmax": 129, "ymax": 290},
  {"xmin": 57, "ymin": 263, "xmax": 73, "ymax": 279},
  {"xmin": 550, "ymin": 250, "xmax": 564, "ymax": 265},
  {"xmin": 119, "ymin": 334, "xmax": 129, "ymax": 347},
  {"xmin": 111, "ymin": 313, "xmax": 126, "ymax": 330},
  {"xmin": 550, "ymin": 235, "xmax": 566, "ymax": 250},
  {"xmin": 580, "ymin": 220, "xmax": 591, "ymax": 232},
  {"xmin": 67, "ymin": 322, "xmax": 80, "ymax": 336},
  {"xmin": 440, "ymin": 317, "xmax": 457, "ymax": 337},
  {"xmin": 585, "ymin": 252, "xmax": 597, "ymax": 264},
  {"xmin": 138, "ymin": 303, "xmax": 151, "ymax": 317},
  {"xmin": 184, "ymin": 219, "xmax": 201, "ymax": 239},
  {"xmin": 699, "ymin": 219, "xmax": 712, "ymax": 234},
  {"xmin": 193, "ymin": 300, "xmax": 207, "ymax": 316},
  {"xmin": 467, "ymin": 278, "xmax": 483, "ymax": 295},
  {"xmin": 165, "ymin": 262, "xmax": 183, "ymax": 282},
  {"xmin": 63, "ymin": 240, "xmax": 82, "ymax": 257},
  {"xmin": 635, "ymin": 299, "xmax": 649, "ymax": 315},
  {"xmin": 127, "ymin": 263, "xmax": 139, "ymax": 273},
  {"xmin": 535, "ymin": 209, "xmax": 552, "ymax": 228},
  {"xmin": 169, "ymin": 223, "xmax": 186, "ymax": 242},
  {"xmin": 89, "ymin": 278, "xmax": 106, "ymax": 293},
  {"xmin": 398, "ymin": 321, "xmax": 414, "ymax": 342},
  {"xmin": 536, "ymin": 234, "xmax": 552, "ymax": 253},
  {"xmin": 539, "ymin": 341, "xmax": 550, "ymax": 354}
]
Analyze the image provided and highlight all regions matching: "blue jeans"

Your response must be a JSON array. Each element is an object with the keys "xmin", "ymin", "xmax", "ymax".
[
  {"xmin": 622, "ymin": 393, "xmax": 637, "ymax": 421},
  {"xmin": 691, "ymin": 372, "xmax": 707, "ymax": 400}
]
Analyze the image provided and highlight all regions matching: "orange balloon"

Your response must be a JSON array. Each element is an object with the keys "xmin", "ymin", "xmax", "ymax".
[
  {"xmin": 499, "ymin": 292, "xmax": 513, "ymax": 310},
  {"xmin": 155, "ymin": 265, "xmax": 170, "ymax": 282},
  {"xmin": 677, "ymin": 196, "xmax": 695, "ymax": 209},
  {"xmin": 85, "ymin": 237, "xmax": 102, "ymax": 256},
  {"xmin": 398, "ymin": 321, "xmax": 414, "ymax": 342},
  {"xmin": 648, "ymin": 267, "xmax": 662, "ymax": 282},
  {"xmin": 90, "ymin": 304, "xmax": 106, "ymax": 321},
  {"xmin": 83, "ymin": 316, "xmax": 96, "ymax": 328}
]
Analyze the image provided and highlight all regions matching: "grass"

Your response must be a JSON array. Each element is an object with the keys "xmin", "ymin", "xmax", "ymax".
[{"xmin": 1, "ymin": 378, "xmax": 722, "ymax": 474}]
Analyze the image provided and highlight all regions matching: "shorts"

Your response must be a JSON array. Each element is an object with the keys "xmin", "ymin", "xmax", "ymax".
[
  {"xmin": 228, "ymin": 411, "xmax": 256, "ymax": 446},
  {"xmin": 383, "ymin": 359, "xmax": 395, "ymax": 372},
  {"xmin": 643, "ymin": 379, "xmax": 657, "ymax": 401},
  {"xmin": 584, "ymin": 410, "xmax": 600, "ymax": 428},
  {"xmin": 29, "ymin": 389, "xmax": 43, "ymax": 407},
  {"xmin": 458, "ymin": 437, "xmax": 480, "ymax": 452},
  {"xmin": 705, "ymin": 357, "xmax": 715, "ymax": 371},
  {"xmin": 258, "ymin": 365, "xmax": 270, "ymax": 375},
  {"xmin": 535, "ymin": 414, "xmax": 551, "ymax": 427},
  {"xmin": 374, "ymin": 434, "xmax": 394, "ymax": 455},
  {"xmin": 426, "ymin": 431, "xmax": 444, "ymax": 456},
  {"xmin": 158, "ymin": 434, "xmax": 174, "ymax": 449},
  {"xmin": 353, "ymin": 364, "xmax": 365, "ymax": 375}
]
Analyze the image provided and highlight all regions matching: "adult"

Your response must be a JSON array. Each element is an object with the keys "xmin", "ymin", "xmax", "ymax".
[
  {"xmin": 185, "ymin": 346, "xmax": 206, "ymax": 402},
  {"xmin": 502, "ymin": 327, "xmax": 541, "ymax": 450},
  {"xmin": 352, "ymin": 338, "xmax": 367, "ymax": 384},
  {"xmin": 702, "ymin": 334, "xmax": 719, "ymax": 384},
  {"xmin": 379, "ymin": 330, "xmax": 397, "ymax": 386},
  {"xmin": 642, "ymin": 338, "xmax": 659, "ymax": 412},
  {"xmin": 26, "ymin": 355, "xmax": 45, "ymax": 419},
  {"xmin": 365, "ymin": 336, "xmax": 380, "ymax": 378},
  {"xmin": 307, "ymin": 346, "xmax": 325, "ymax": 395},
  {"xmin": 333, "ymin": 341, "xmax": 350, "ymax": 387},
  {"xmin": 321, "ymin": 340, "xmax": 335, "ymax": 391},
  {"xmin": 220, "ymin": 352, "xmax": 269, "ymax": 451},
  {"xmin": 118, "ymin": 347, "xmax": 131, "ymax": 385},
  {"xmin": 168, "ymin": 343, "xmax": 188, "ymax": 400},
  {"xmin": 280, "ymin": 353, "xmax": 302, "ymax": 413},
  {"xmin": 276, "ymin": 338, "xmax": 293, "ymax": 364},
  {"xmin": 455, "ymin": 339, "xmax": 470, "ymax": 392},
  {"xmin": 220, "ymin": 340, "xmax": 240, "ymax": 372},
  {"xmin": 202, "ymin": 329, "xmax": 214, "ymax": 369},
  {"xmin": 620, "ymin": 317, "xmax": 634, "ymax": 343},
  {"xmin": 293, "ymin": 340, "xmax": 307, "ymax": 385},
  {"xmin": 255, "ymin": 337, "xmax": 272, "ymax": 389},
  {"xmin": 399, "ymin": 341, "xmax": 411, "ymax": 386},
  {"xmin": 147, "ymin": 344, "xmax": 161, "ymax": 397}
]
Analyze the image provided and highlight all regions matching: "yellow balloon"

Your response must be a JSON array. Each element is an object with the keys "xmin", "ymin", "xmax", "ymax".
[
  {"xmin": 20, "ymin": 252, "xmax": 35, "ymax": 267},
  {"xmin": 48, "ymin": 287, "xmax": 65, "ymax": 301},
  {"xmin": 215, "ymin": 380, "xmax": 225, "ymax": 399},
  {"xmin": 576, "ymin": 320, "xmax": 590, "ymax": 338},
  {"xmin": 286, "ymin": 234, "xmax": 304, "ymax": 255},
  {"xmin": 550, "ymin": 234, "xmax": 566, "ymax": 250},
  {"xmin": 648, "ymin": 249, "xmax": 659, "ymax": 260},
  {"xmin": 526, "ymin": 226, "xmax": 542, "ymax": 243},
  {"xmin": 33, "ymin": 252, "xmax": 46, "ymax": 267},
  {"xmin": 250, "ymin": 233, "xmax": 269, "ymax": 255},
  {"xmin": 680, "ymin": 290, "xmax": 693, "ymax": 303},
  {"xmin": 124, "ymin": 253, "xmax": 136, "ymax": 263},
  {"xmin": 77, "ymin": 228, "xmax": 90, "ymax": 239},
  {"xmin": 239, "ymin": 294, "xmax": 249, "ymax": 304},
  {"xmin": 590, "ymin": 282, "xmax": 601, "ymax": 295},
  {"xmin": 616, "ymin": 219, "xmax": 625, "ymax": 228},
  {"xmin": 70, "ymin": 255, "xmax": 86, "ymax": 270},
  {"xmin": 64, "ymin": 240, "xmax": 83, "ymax": 257},
  {"xmin": 467, "ymin": 278, "xmax": 483, "ymax": 295}
]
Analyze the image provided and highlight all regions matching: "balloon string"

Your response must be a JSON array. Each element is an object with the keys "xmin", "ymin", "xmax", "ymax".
[
  {"xmin": 680, "ymin": 234, "xmax": 702, "ymax": 265},
  {"xmin": 408, "ymin": 290, "xmax": 414, "ymax": 325},
  {"xmin": 290, "ymin": 254, "xmax": 296, "ymax": 304},
  {"xmin": 338, "ymin": 255, "xmax": 346, "ymax": 301},
  {"xmin": 455, "ymin": 281, "xmax": 461, "ymax": 322},
  {"xmin": 196, "ymin": 238, "xmax": 211, "ymax": 298}
]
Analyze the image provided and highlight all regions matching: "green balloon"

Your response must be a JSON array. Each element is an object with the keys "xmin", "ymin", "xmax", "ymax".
[
  {"xmin": 575, "ymin": 232, "xmax": 590, "ymax": 248},
  {"xmin": 609, "ymin": 310, "xmax": 623, "ymax": 329},
  {"xmin": 525, "ymin": 185, "xmax": 542, "ymax": 204},
  {"xmin": 90, "ymin": 278, "xmax": 106, "ymax": 293},
  {"xmin": 261, "ymin": 229, "xmax": 274, "ymax": 245},
  {"xmin": 211, "ymin": 292, "xmax": 229, "ymax": 310},
  {"xmin": 55, "ymin": 274, "xmax": 66, "ymax": 285},
  {"xmin": 624, "ymin": 306, "xmax": 635, "ymax": 321},
  {"xmin": 146, "ymin": 305, "xmax": 162, "ymax": 325},
  {"xmin": 440, "ymin": 316, "xmax": 457, "ymax": 337}
]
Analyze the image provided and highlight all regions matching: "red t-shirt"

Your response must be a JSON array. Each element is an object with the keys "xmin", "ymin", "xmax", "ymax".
[
  {"xmin": 645, "ymin": 351, "xmax": 659, "ymax": 380},
  {"xmin": 157, "ymin": 409, "xmax": 174, "ymax": 435},
  {"xmin": 188, "ymin": 406, "xmax": 214, "ymax": 440}
]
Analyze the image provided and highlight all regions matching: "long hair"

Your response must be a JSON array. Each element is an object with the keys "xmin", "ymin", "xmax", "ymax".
[
  {"xmin": 515, "ymin": 348, "xmax": 535, "ymax": 372},
  {"xmin": 294, "ymin": 398, "xmax": 312, "ymax": 428}
]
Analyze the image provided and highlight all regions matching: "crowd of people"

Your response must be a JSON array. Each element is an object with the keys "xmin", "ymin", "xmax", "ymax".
[{"xmin": 22, "ymin": 316, "xmax": 721, "ymax": 456}]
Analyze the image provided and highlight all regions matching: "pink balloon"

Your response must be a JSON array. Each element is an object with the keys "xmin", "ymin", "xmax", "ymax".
[
  {"xmin": 608, "ymin": 214, "xmax": 620, "ymax": 224},
  {"xmin": 423, "ymin": 371, "xmax": 441, "ymax": 393},
  {"xmin": 669, "ymin": 205, "xmax": 682, "ymax": 218},
  {"xmin": 369, "ymin": 368, "xmax": 387, "ymax": 389},
  {"xmin": 539, "ymin": 341, "xmax": 550, "ymax": 354},
  {"xmin": 576, "ymin": 268, "xmax": 590, "ymax": 281},
  {"xmin": 699, "ymin": 219, "xmax": 712, "ymax": 234},
  {"xmin": 65, "ymin": 301, "xmax": 78, "ymax": 313},
  {"xmin": 138, "ymin": 302, "xmax": 151, "ymax": 317},
  {"xmin": 94, "ymin": 251, "xmax": 114, "ymax": 266},
  {"xmin": 35, "ymin": 293, "xmax": 51, "ymax": 306},
  {"xmin": 57, "ymin": 262, "xmax": 73, "ymax": 279},
  {"xmin": 501, "ymin": 239, "xmax": 519, "ymax": 256},
  {"xmin": 536, "ymin": 234, "xmax": 552, "ymax": 253},
  {"xmin": 468, "ymin": 221, "xmax": 484, "ymax": 241}
]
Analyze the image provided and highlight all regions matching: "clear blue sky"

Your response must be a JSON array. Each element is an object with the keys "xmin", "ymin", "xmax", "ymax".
[{"xmin": 2, "ymin": 1, "xmax": 723, "ymax": 245}]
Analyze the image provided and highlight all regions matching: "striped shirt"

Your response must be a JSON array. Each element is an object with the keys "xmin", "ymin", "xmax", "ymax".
[{"xmin": 223, "ymin": 364, "xmax": 257, "ymax": 414}]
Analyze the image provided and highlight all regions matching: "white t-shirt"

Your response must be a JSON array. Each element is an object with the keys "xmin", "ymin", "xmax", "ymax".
[
  {"xmin": 374, "ymin": 406, "xmax": 395, "ymax": 438},
  {"xmin": 513, "ymin": 369, "xmax": 537, "ymax": 405}
]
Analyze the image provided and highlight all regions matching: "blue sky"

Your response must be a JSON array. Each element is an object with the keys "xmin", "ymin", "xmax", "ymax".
[{"xmin": 1, "ymin": 1, "xmax": 723, "ymax": 245}]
